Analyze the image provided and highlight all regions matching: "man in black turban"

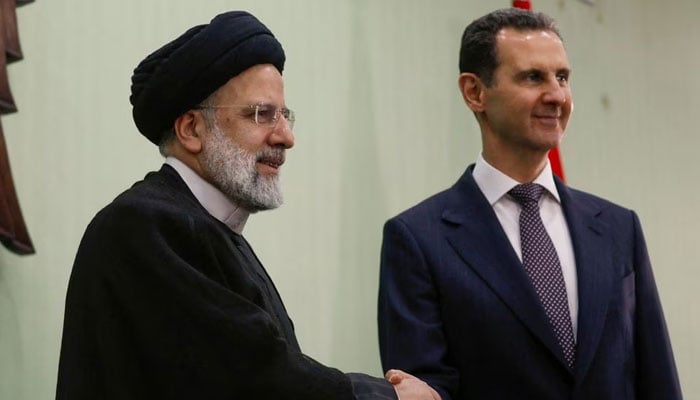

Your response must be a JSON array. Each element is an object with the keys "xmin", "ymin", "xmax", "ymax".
[{"xmin": 55, "ymin": 11, "xmax": 439, "ymax": 400}]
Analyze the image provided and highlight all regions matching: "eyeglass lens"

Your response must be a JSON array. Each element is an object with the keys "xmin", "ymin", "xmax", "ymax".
[{"xmin": 255, "ymin": 104, "xmax": 295, "ymax": 129}]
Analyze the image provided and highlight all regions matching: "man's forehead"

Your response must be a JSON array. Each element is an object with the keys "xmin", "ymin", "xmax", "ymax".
[
  {"xmin": 495, "ymin": 27, "xmax": 563, "ymax": 47},
  {"xmin": 214, "ymin": 64, "xmax": 285, "ymax": 101},
  {"xmin": 494, "ymin": 28, "xmax": 569, "ymax": 68}
]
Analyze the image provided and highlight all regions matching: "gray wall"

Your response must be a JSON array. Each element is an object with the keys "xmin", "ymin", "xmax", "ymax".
[{"xmin": 0, "ymin": 0, "xmax": 697, "ymax": 398}]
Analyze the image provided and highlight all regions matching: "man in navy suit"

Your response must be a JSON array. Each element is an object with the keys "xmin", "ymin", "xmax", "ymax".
[{"xmin": 378, "ymin": 8, "xmax": 681, "ymax": 400}]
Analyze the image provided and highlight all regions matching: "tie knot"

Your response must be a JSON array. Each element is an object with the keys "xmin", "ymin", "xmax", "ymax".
[{"xmin": 509, "ymin": 183, "xmax": 545, "ymax": 205}]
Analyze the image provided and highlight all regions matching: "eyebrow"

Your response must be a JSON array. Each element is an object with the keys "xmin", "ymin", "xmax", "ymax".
[
  {"xmin": 514, "ymin": 67, "xmax": 571, "ymax": 78},
  {"xmin": 514, "ymin": 68, "xmax": 543, "ymax": 79}
]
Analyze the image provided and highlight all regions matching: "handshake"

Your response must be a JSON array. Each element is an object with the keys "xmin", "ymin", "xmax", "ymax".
[{"xmin": 385, "ymin": 369, "xmax": 441, "ymax": 400}]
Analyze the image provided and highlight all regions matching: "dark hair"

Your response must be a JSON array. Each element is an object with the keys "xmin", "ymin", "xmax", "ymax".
[{"xmin": 459, "ymin": 8, "xmax": 561, "ymax": 86}]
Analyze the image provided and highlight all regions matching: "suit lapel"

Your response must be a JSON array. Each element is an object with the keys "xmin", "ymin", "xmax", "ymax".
[
  {"xmin": 441, "ymin": 167, "xmax": 567, "ymax": 367},
  {"xmin": 556, "ymin": 180, "xmax": 615, "ymax": 380}
]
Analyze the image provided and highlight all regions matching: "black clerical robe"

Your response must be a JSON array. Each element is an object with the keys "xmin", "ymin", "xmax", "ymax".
[{"xmin": 56, "ymin": 164, "xmax": 395, "ymax": 400}]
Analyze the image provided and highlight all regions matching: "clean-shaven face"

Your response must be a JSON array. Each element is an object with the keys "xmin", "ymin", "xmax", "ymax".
[{"xmin": 482, "ymin": 28, "xmax": 572, "ymax": 154}]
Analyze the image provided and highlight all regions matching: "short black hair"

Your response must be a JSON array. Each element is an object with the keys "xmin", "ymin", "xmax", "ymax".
[{"xmin": 459, "ymin": 8, "xmax": 561, "ymax": 86}]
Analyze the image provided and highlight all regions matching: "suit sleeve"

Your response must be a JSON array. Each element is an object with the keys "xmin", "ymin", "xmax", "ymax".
[
  {"xmin": 378, "ymin": 217, "xmax": 458, "ymax": 400},
  {"xmin": 631, "ymin": 211, "xmax": 683, "ymax": 399},
  {"xmin": 56, "ymin": 203, "xmax": 396, "ymax": 400}
]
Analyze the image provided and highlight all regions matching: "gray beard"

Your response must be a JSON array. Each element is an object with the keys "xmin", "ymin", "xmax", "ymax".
[{"xmin": 199, "ymin": 124, "xmax": 283, "ymax": 212}]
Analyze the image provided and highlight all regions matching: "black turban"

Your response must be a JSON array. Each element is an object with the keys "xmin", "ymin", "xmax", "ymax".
[{"xmin": 130, "ymin": 11, "xmax": 285, "ymax": 145}]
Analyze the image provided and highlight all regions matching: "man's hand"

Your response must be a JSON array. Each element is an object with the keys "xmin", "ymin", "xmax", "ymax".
[{"xmin": 385, "ymin": 369, "xmax": 441, "ymax": 400}]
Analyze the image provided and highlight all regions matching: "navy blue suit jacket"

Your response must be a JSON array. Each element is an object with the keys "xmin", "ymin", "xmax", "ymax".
[{"xmin": 378, "ymin": 165, "xmax": 681, "ymax": 399}]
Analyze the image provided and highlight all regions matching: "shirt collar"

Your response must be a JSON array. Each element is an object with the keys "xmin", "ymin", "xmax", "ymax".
[
  {"xmin": 165, "ymin": 157, "xmax": 250, "ymax": 234},
  {"xmin": 472, "ymin": 153, "xmax": 561, "ymax": 205}
]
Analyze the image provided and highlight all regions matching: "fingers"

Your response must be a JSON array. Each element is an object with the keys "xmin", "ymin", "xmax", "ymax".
[
  {"xmin": 385, "ymin": 369, "xmax": 442, "ymax": 400},
  {"xmin": 385, "ymin": 368, "xmax": 409, "ymax": 384}
]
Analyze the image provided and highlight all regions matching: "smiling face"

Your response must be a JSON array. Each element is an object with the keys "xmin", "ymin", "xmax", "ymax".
[
  {"xmin": 476, "ymin": 28, "xmax": 572, "ymax": 167},
  {"xmin": 198, "ymin": 64, "xmax": 295, "ymax": 211}
]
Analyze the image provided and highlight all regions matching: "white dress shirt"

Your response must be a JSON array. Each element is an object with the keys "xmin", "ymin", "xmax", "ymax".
[
  {"xmin": 472, "ymin": 154, "xmax": 578, "ymax": 337},
  {"xmin": 165, "ymin": 157, "xmax": 250, "ymax": 234}
]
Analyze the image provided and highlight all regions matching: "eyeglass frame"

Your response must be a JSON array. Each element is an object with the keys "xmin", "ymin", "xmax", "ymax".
[{"xmin": 194, "ymin": 103, "xmax": 295, "ymax": 130}]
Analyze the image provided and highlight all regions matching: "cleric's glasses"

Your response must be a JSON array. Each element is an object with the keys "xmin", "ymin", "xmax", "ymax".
[{"xmin": 195, "ymin": 103, "xmax": 295, "ymax": 130}]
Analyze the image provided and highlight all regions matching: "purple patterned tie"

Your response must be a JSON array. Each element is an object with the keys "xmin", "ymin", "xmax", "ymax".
[{"xmin": 509, "ymin": 183, "xmax": 576, "ymax": 368}]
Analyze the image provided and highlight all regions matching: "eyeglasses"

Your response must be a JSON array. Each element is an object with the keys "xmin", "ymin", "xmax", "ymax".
[{"xmin": 195, "ymin": 103, "xmax": 295, "ymax": 130}]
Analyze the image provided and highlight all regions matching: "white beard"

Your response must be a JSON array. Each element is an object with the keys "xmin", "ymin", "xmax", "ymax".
[{"xmin": 199, "ymin": 124, "xmax": 284, "ymax": 212}]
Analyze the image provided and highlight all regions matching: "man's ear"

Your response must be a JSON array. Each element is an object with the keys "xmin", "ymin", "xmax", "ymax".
[
  {"xmin": 173, "ymin": 110, "xmax": 206, "ymax": 154},
  {"xmin": 458, "ymin": 73, "xmax": 486, "ymax": 113}
]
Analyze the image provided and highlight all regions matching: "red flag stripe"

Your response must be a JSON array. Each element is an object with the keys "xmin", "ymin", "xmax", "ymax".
[{"xmin": 513, "ymin": 1, "xmax": 532, "ymax": 10}]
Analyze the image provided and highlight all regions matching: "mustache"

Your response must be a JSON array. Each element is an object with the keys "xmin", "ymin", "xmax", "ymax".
[{"xmin": 255, "ymin": 147, "xmax": 285, "ymax": 166}]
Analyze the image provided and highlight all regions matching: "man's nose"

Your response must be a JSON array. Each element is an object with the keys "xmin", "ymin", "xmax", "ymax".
[
  {"xmin": 542, "ymin": 78, "xmax": 568, "ymax": 105},
  {"xmin": 268, "ymin": 118, "xmax": 294, "ymax": 149}
]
